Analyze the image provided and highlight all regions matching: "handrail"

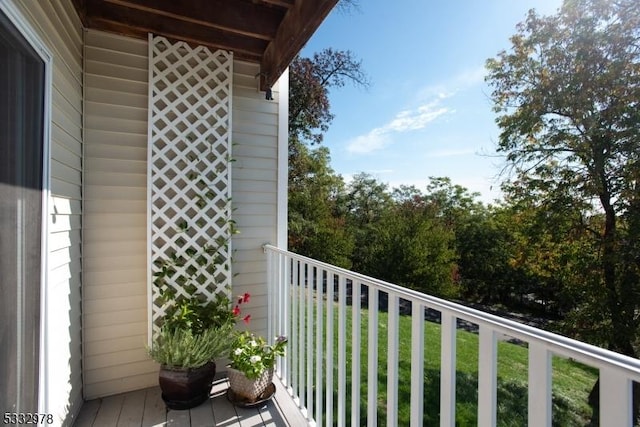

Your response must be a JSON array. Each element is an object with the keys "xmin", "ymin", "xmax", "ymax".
[
  {"xmin": 264, "ymin": 245, "xmax": 640, "ymax": 379},
  {"xmin": 264, "ymin": 244, "xmax": 639, "ymax": 426}
]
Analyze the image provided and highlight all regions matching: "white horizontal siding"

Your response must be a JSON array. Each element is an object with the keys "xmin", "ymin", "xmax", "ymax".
[
  {"xmin": 12, "ymin": 0, "xmax": 84, "ymax": 425},
  {"xmin": 79, "ymin": 34, "xmax": 284, "ymax": 399},
  {"xmin": 232, "ymin": 60, "xmax": 284, "ymax": 336},
  {"xmin": 82, "ymin": 29, "xmax": 156, "ymax": 399}
]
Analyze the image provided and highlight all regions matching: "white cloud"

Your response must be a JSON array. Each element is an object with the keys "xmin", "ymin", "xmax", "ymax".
[
  {"xmin": 344, "ymin": 67, "xmax": 486, "ymax": 155},
  {"xmin": 346, "ymin": 129, "xmax": 390, "ymax": 154},
  {"xmin": 346, "ymin": 99, "xmax": 452, "ymax": 154}
]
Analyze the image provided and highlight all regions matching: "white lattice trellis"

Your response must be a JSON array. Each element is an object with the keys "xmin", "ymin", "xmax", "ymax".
[{"xmin": 148, "ymin": 35, "xmax": 233, "ymax": 333}]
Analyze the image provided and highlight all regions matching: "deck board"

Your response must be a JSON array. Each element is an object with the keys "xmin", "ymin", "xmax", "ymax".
[
  {"xmin": 74, "ymin": 377, "xmax": 308, "ymax": 426},
  {"xmin": 74, "ymin": 399, "xmax": 101, "ymax": 426},
  {"xmin": 270, "ymin": 380, "xmax": 310, "ymax": 426},
  {"xmin": 186, "ymin": 398, "xmax": 213, "ymax": 427},
  {"xmin": 141, "ymin": 387, "xmax": 165, "ymax": 427},
  {"xmin": 92, "ymin": 393, "xmax": 125, "ymax": 427},
  {"xmin": 166, "ymin": 410, "xmax": 190, "ymax": 427},
  {"xmin": 210, "ymin": 379, "xmax": 241, "ymax": 426},
  {"xmin": 117, "ymin": 389, "xmax": 146, "ymax": 427}
]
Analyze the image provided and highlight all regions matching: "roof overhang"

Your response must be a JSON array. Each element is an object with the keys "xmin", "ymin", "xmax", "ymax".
[{"xmin": 72, "ymin": 0, "xmax": 337, "ymax": 89}]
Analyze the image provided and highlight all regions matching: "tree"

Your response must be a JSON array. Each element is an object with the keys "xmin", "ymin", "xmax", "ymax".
[
  {"xmin": 384, "ymin": 192, "xmax": 457, "ymax": 297},
  {"xmin": 287, "ymin": 48, "xmax": 369, "ymax": 265},
  {"xmin": 486, "ymin": 0, "xmax": 640, "ymax": 357},
  {"xmin": 342, "ymin": 173, "xmax": 393, "ymax": 273},
  {"xmin": 288, "ymin": 139, "xmax": 353, "ymax": 267},
  {"xmin": 456, "ymin": 207, "xmax": 518, "ymax": 305},
  {"xmin": 289, "ymin": 48, "xmax": 369, "ymax": 145}
]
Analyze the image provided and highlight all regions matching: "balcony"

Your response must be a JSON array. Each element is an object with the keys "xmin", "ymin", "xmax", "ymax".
[
  {"xmin": 74, "ymin": 375, "xmax": 307, "ymax": 426},
  {"xmin": 264, "ymin": 245, "xmax": 640, "ymax": 426},
  {"xmin": 76, "ymin": 246, "xmax": 640, "ymax": 426}
]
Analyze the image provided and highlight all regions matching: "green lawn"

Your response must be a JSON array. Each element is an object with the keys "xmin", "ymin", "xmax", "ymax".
[{"xmin": 294, "ymin": 301, "xmax": 598, "ymax": 426}]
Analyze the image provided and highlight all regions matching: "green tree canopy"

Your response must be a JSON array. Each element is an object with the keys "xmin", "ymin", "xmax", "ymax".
[{"xmin": 486, "ymin": 0, "xmax": 640, "ymax": 355}]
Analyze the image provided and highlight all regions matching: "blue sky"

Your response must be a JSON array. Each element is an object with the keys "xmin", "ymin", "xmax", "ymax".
[{"xmin": 301, "ymin": 0, "xmax": 564, "ymax": 204}]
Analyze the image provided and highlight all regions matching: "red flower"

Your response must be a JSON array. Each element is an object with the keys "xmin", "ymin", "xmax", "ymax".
[
  {"xmin": 237, "ymin": 292, "xmax": 251, "ymax": 304},
  {"xmin": 232, "ymin": 305, "xmax": 241, "ymax": 316},
  {"xmin": 243, "ymin": 314, "xmax": 251, "ymax": 324}
]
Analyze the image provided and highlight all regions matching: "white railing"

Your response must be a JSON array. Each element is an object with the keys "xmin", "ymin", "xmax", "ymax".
[{"xmin": 264, "ymin": 245, "xmax": 640, "ymax": 427}]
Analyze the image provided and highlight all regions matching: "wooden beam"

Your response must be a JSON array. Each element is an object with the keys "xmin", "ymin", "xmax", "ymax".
[
  {"xmin": 71, "ymin": 0, "xmax": 88, "ymax": 26},
  {"xmin": 85, "ymin": 1, "xmax": 267, "ymax": 59},
  {"xmin": 104, "ymin": 0, "xmax": 284, "ymax": 41},
  {"xmin": 89, "ymin": 18, "xmax": 262, "ymax": 63},
  {"xmin": 260, "ymin": 0, "xmax": 338, "ymax": 89},
  {"xmin": 255, "ymin": 0, "xmax": 295, "ymax": 8}
]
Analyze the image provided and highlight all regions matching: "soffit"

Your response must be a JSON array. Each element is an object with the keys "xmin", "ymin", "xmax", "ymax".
[{"xmin": 72, "ymin": 0, "xmax": 337, "ymax": 88}]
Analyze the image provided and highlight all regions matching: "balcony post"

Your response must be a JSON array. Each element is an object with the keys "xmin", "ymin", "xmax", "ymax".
[
  {"xmin": 478, "ymin": 325, "xmax": 497, "ymax": 427},
  {"xmin": 291, "ymin": 259, "xmax": 299, "ymax": 395},
  {"xmin": 528, "ymin": 342, "xmax": 551, "ymax": 426},
  {"xmin": 368, "ymin": 289, "xmax": 379, "ymax": 426},
  {"xmin": 352, "ymin": 281, "xmax": 362, "ymax": 426},
  {"xmin": 387, "ymin": 294, "xmax": 399, "ymax": 427},
  {"xmin": 440, "ymin": 312, "xmax": 456, "ymax": 427},
  {"xmin": 266, "ymin": 248, "xmax": 274, "ymax": 356},
  {"xmin": 299, "ymin": 261, "xmax": 307, "ymax": 411},
  {"xmin": 338, "ymin": 275, "xmax": 347, "ymax": 426},
  {"xmin": 410, "ymin": 302, "xmax": 425, "ymax": 427},
  {"xmin": 306, "ymin": 264, "xmax": 314, "ymax": 419},
  {"xmin": 314, "ymin": 268, "xmax": 325, "ymax": 426},
  {"xmin": 282, "ymin": 253, "xmax": 290, "ymax": 383},
  {"xmin": 600, "ymin": 366, "xmax": 632, "ymax": 426},
  {"xmin": 326, "ymin": 272, "xmax": 335, "ymax": 424}
]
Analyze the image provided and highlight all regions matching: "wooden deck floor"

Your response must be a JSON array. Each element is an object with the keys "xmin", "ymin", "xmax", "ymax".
[{"xmin": 73, "ymin": 375, "xmax": 309, "ymax": 427}]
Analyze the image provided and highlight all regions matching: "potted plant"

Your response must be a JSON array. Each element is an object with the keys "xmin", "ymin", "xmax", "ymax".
[
  {"xmin": 146, "ymin": 131, "xmax": 247, "ymax": 409},
  {"xmin": 227, "ymin": 332, "xmax": 287, "ymax": 404},
  {"xmin": 148, "ymin": 293, "xmax": 250, "ymax": 409}
]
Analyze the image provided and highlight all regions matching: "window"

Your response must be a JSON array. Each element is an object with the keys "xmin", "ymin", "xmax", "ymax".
[{"xmin": 0, "ymin": 7, "xmax": 46, "ymax": 414}]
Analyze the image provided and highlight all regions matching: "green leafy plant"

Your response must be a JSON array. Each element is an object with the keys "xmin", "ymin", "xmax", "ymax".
[
  {"xmin": 151, "ymin": 134, "xmax": 240, "ymax": 334},
  {"xmin": 148, "ymin": 322, "xmax": 235, "ymax": 369},
  {"xmin": 229, "ymin": 332, "xmax": 287, "ymax": 379},
  {"xmin": 163, "ymin": 292, "xmax": 251, "ymax": 335},
  {"xmin": 149, "ymin": 292, "xmax": 251, "ymax": 367}
]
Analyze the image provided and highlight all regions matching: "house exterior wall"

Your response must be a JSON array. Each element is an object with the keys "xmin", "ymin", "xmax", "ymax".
[
  {"xmin": 82, "ymin": 29, "xmax": 154, "ymax": 400},
  {"xmin": 9, "ymin": 0, "xmax": 84, "ymax": 424},
  {"xmin": 82, "ymin": 30, "xmax": 285, "ymax": 398},
  {"xmin": 231, "ymin": 62, "xmax": 284, "ymax": 338}
]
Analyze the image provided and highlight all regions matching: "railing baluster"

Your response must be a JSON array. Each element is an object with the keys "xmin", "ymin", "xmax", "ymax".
[
  {"xmin": 263, "ymin": 246, "xmax": 640, "ymax": 427},
  {"xmin": 478, "ymin": 325, "xmax": 497, "ymax": 427},
  {"xmin": 600, "ymin": 367, "xmax": 632, "ymax": 426},
  {"xmin": 282, "ymin": 253, "xmax": 290, "ymax": 383},
  {"xmin": 326, "ymin": 272, "xmax": 334, "ymax": 425},
  {"xmin": 368, "ymin": 287, "xmax": 379, "ymax": 426},
  {"xmin": 410, "ymin": 301, "xmax": 425, "ymax": 427},
  {"xmin": 337, "ymin": 275, "xmax": 347, "ymax": 427},
  {"xmin": 315, "ymin": 269, "xmax": 324, "ymax": 426},
  {"xmin": 440, "ymin": 312, "xmax": 456, "ymax": 427},
  {"xmin": 306, "ymin": 264, "xmax": 314, "ymax": 419},
  {"xmin": 387, "ymin": 294, "xmax": 399, "ymax": 427},
  {"xmin": 266, "ymin": 248, "xmax": 273, "ymax": 349},
  {"xmin": 291, "ymin": 259, "xmax": 299, "ymax": 398},
  {"xmin": 352, "ymin": 281, "xmax": 362, "ymax": 426},
  {"xmin": 528, "ymin": 342, "xmax": 551, "ymax": 427},
  {"xmin": 299, "ymin": 262, "xmax": 307, "ymax": 410}
]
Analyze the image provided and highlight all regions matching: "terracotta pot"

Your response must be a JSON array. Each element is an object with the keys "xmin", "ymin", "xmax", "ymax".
[
  {"xmin": 227, "ymin": 366, "xmax": 274, "ymax": 402},
  {"xmin": 158, "ymin": 361, "xmax": 216, "ymax": 410}
]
